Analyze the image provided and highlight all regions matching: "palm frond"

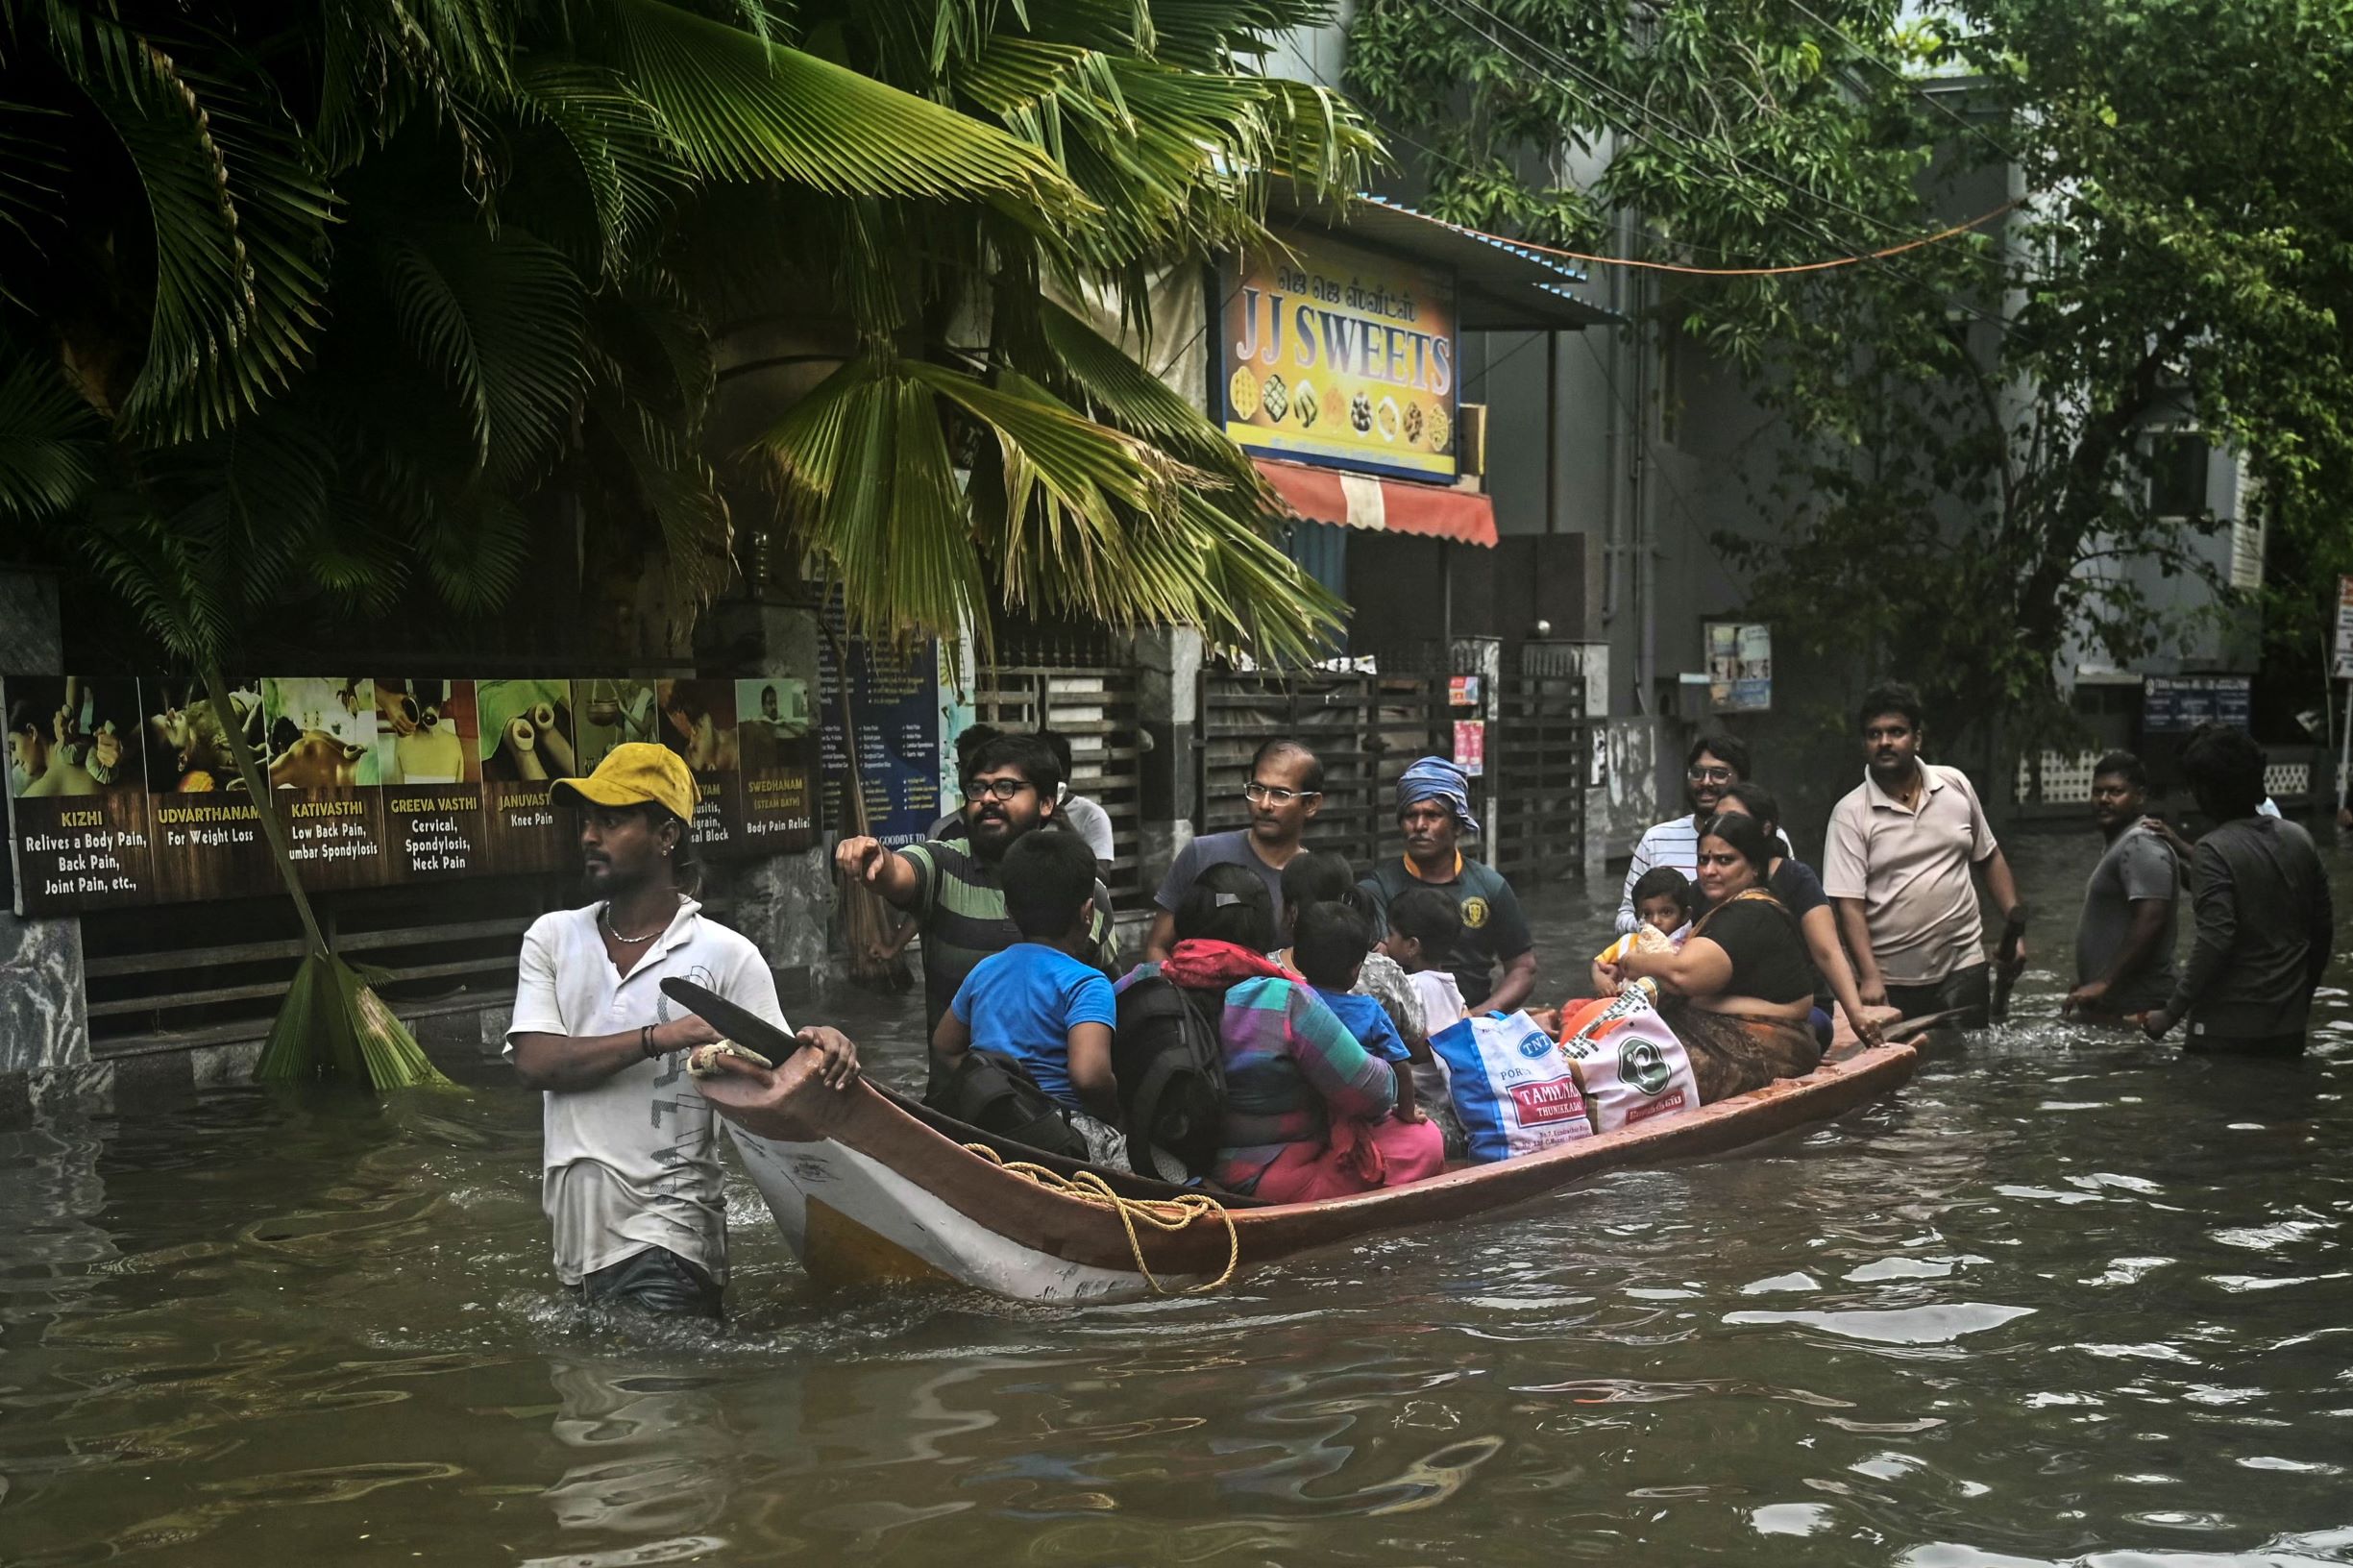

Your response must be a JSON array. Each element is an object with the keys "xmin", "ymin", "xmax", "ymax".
[
  {"xmin": 587, "ymin": 389, "xmax": 735, "ymax": 636},
  {"xmin": 73, "ymin": 502, "xmax": 235, "ymax": 665},
  {"xmin": 255, "ymin": 950, "xmax": 456, "ymax": 1089},
  {"xmin": 0, "ymin": 346, "xmax": 105, "ymax": 521},
  {"xmin": 49, "ymin": 23, "xmax": 335, "ymax": 439},
  {"xmin": 590, "ymin": 0, "xmax": 1090, "ymax": 219},
  {"xmin": 753, "ymin": 353, "xmax": 991, "ymax": 643},
  {"xmin": 512, "ymin": 61, "xmax": 696, "ymax": 281},
  {"xmin": 402, "ymin": 482, "xmax": 534, "ymax": 614},
  {"xmin": 314, "ymin": 0, "xmax": 516, "ymax": 174},
  {"xmin": 0, "ymin": 101, "xmax": 70, "ymax": 306},
  {"xmin": 376, "ymin": 223, "xmax": 587, "ymax": 481}
]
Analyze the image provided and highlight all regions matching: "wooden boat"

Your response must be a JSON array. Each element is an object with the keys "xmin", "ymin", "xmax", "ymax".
[{"xmin": 665, "ymin": 979, "xmax": 1927, "ymax": 1305}]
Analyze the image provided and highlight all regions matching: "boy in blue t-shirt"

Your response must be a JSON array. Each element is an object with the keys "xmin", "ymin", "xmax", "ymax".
[
  {"xmin": 931, "ymin": 830, "xmax": 1127, "ymax": 1168},
  {"xmin": 1291, "ymin": 901, "xmax": 1422, "ymax": 1124}
]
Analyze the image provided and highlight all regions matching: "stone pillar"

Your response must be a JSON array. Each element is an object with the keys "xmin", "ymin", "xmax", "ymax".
[
  {"xmin": 0, "ymin": 570, "xmax": 101, "ymax": 1121},
  {"xmin": 1132, "ymin": 626, "xmax": 1202, "ymax": 894},
  {"xmin": 700, "ymin": 598, "xmax": 834, "ymax": 1000}
]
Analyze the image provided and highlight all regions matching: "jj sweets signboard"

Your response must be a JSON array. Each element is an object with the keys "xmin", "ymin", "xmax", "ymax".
[{"xmin": 1217, "ymin": 233, "xmax": 1459, "ymax": 481}]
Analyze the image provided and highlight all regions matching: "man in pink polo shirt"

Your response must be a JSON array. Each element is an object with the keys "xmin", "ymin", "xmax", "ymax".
[{"xmin": 1824, "ymin": 681, "xmax": 2027, "ymax": 1028}]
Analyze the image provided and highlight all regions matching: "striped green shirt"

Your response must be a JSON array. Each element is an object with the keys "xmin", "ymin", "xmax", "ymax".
[{"xmin": 900, "ymin": 837, "xmax": 1120, "ymax": 1032}]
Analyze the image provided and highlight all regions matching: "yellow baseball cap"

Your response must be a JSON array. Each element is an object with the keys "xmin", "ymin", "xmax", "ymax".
[{"xmin": 550, "ymin": 742, "xmax": 698, "ymax": 824}]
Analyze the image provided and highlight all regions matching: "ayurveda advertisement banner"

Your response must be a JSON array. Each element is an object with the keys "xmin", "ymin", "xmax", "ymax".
[
  {"xmin": 4, "ymin": 667, "xmax": 820, "ymax": 916},
  {"xmin": 818, "ymin": 603, "xmax": 945, "ymax": 848},
  {"xmin": 1218, "ymin": 233, "xmax": 1459, "ymax": 481}
]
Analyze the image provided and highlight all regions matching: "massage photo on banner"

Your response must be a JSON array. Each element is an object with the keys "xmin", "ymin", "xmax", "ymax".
[
  {"xmin": 258, "ymin": 677, "xmax": 387, "ymax": 892},
  {"xmin": 4, "ymin": 674, "xmax": 159, "ymax": 912},
  {"xmin": 373, "ymin": 679, "xmax": 479, "ymax": 786},
  {"xmin": 140, "ymin": 674, "xmax": 279, "ymax": 904},
  {"xmin": 373, "ymin": 679, "xmax": 485, "ymax": 881},
  {"xmin": 735, "ymin": 676, "xmax": 816, "ymax": 852},
  {"xmin": 475, "ymin": 679, "xmax": 576, "ymax": 875},
  {"xmin": 574, "ymin": 678, "xmax": 657, "ymax": 773},
  {"xmin": 656, "ymin": 677, "xmax": 743, "ymax": 850},
  {"xmin": 143, "ymin": 674, "xmax": 262, "ymax": 795}
]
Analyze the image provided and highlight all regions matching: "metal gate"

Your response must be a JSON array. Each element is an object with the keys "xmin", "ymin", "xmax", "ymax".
[
  {"xmin": 1492, "ymin": 670, "xmax": 1593, "ymax": 884},
  {"xmin": 972, "ymin": 662, "xmax": 1146, "ymax": 902},
  {"xmin": 1197, "ymin": 668, "xmax": 1453, "ymax": 872}
]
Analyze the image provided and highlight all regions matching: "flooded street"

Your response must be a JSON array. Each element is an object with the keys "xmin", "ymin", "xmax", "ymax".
[{"xmin": 4, "ymin": 830, "xmax": 2350, "ymax": 1566}]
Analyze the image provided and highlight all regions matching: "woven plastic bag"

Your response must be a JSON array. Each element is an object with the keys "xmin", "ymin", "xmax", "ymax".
[
  {"xmin": 1429, "ymin": 1010, "xmax": 1596, "ymax": 1162},
  {"xmin": 1556, "ymin": 985, "xmax": 1702, "ymax": 1133}
]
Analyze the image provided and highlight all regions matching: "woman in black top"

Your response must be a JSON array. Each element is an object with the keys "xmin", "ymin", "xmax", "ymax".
[
  {"xmin": 1716, "ymin": 782, "xmax": 1888, "ymax": 1049},
  {"xmin": 1603, "ymin": 813, "xmax": 1825, "ymax": 1099}
]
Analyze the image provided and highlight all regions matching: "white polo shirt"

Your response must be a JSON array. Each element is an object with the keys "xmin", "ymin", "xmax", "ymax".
[
  {"xmin": 1823, "ymin": 765, "xmax": 1998, "ymax": 985},
  {"xmin": 504, "ymin": 898, "xmax": 785, "ymax": 1285}
]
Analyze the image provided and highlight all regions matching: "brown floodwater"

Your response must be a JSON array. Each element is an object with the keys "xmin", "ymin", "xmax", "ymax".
[{"xmin": 3, "ymin": 831, "xmax": 2350, "ymax": 1566}]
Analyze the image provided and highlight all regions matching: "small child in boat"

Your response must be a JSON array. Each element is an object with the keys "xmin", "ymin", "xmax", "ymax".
[
  {"xmin": 1292, "ymin": 901, "xmax": 1421, "ymax": 1125},
  {"xmin": 1592, "ymin": 867, "xmax": 1693, "ymax": 991},
  {"xmin": 931, "ymin": 830, "xmax": 1128, "ymax": 1169},
  {"xmin": 1276, "ymin": 850, "xmax": 1426, "ymax": 1053},
  {"xmin": 1385, "ymin": 886, "xmax": 1469, "ymax": 1032}
]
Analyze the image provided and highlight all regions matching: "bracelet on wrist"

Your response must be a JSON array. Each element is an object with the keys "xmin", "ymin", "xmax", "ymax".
[{"xmin": 641, "ymin": 1023, "xmax": 660, "ymax": 1060}]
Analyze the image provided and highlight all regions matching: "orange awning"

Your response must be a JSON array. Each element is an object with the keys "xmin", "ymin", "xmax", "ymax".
[{"xmin": 1253, "ymin": 457, "xmax": 1499, "ymax": 548}]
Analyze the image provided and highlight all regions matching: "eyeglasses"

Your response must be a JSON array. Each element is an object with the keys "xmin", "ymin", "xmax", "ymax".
[
  {"xmin": 961, "ymin": 777, "xmax": 1034, "ymax": 802},
  {"xmin": 1243, "ymin": 781, "xmax": 1321, "ymax": 805},
  {"xmin": 1687, "ymin": 767, "xmax": 1735, "ymax": 784}
]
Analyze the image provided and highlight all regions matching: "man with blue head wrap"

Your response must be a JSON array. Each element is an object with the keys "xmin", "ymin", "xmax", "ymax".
[{"xmin": 1357, "ymin": 755, "xmax": 1537, "ymax": 1015}]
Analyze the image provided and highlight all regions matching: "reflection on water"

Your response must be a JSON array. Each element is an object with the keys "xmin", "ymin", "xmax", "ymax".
[{"xmin": 3, "ymin": 832, "xmax": 2351, "ymax": 1564}]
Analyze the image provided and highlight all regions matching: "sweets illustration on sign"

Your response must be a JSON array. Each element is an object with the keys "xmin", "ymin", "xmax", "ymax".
[
  {"xmin": 4, "ymin": 674, "xmax": 159, "ymax": 913},
  {"xmin": 1222, "ymin": 233, "xmax": 1460, "ymax": 480}
]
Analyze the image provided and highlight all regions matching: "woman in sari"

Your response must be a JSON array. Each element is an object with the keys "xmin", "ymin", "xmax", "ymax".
[{"xmin": 1599, "ymin": 812, "xmax": 1824, "ymax": 1100}]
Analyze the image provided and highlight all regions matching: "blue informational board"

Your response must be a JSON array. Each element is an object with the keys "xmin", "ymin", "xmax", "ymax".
[
  {"xmin": 2142, "ymin": 674, "xmax": 2252, "ymax": 734},
  {"xmin": 817, "ymin": 610, "xmax": 944, "ymax": 848}
]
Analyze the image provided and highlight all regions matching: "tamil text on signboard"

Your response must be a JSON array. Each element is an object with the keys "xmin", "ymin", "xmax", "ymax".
[{"xmin": 1219, "ymin": 233, "xmax": 1458, "ymax": 481}]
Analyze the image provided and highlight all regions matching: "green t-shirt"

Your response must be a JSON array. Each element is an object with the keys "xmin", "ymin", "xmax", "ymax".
[
  {"xmin": 900, "ymin": 836, "xmax": 1119, "ymax": 1033},
  {"xmin": 1358, "ymin": 853, "xmax": 1533, "ymax": 1008}
]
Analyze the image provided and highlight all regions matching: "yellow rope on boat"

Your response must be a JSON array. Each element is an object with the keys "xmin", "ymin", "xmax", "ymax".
[{"xmin": 963, "ymin": 1143, "xmax": 1239, "ymax": 1295}]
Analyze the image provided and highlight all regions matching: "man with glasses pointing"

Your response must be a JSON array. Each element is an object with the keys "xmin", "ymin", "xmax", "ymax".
[
  {"xmin": 838, "ymin": 732, "xmax": 1119, "ymax": 1064},
  {"xmin": 1144, "ymin": 738, "xmax": 1324, "ymax": 962}
]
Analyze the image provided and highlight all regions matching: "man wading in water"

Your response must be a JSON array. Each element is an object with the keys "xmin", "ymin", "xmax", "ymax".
[
  {"xmin": 1825, "ymin": 681, "xmax": 2025, "ymax": 1029},
  {"xmin": 508, "ymin": 744, "xmax": 859, "ymax": 1317},
  {"xmin": 2065, "ymin": 750, "xmax": 2181, "ymax": 1026}
]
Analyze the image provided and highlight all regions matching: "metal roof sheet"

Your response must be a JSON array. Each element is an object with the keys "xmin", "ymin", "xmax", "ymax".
[{"xmin": 1263, "ymin": 191, "xmax": 1626, "ymax": 331}]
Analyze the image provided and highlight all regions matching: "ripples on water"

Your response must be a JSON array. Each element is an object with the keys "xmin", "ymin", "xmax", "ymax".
[{"xmin": 3, "ymin": 835, "xmax": 2350, "ymax": 1565}]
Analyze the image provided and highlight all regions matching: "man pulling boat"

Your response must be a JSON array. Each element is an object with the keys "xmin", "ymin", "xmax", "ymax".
[{"xmin": 506, "ymin": 744, "xmax": 858, "ymax": 1317}]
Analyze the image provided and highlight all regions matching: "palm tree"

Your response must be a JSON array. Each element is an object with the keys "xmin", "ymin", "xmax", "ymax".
[{"xmin": 0, "ymin": 0, "xmax": 1371, "ymax": 1086}]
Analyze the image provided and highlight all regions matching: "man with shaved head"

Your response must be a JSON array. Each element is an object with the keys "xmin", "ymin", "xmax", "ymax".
[{"xmin": 1145, "ymin": 737, "xmax": 1324, "ymax": 961}]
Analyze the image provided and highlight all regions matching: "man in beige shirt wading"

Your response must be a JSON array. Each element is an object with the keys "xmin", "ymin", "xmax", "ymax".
[{"xmin": 1824, "ymin": 681, "xmax": 2026, "ymax": 1030}]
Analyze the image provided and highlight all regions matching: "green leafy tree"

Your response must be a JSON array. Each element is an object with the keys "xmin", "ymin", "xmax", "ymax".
[
  {"xmin": 1345, "ymin": 0, "xmax": 2353, "ymax": 747},
  {"xmin": 0, "ymin": 0, "xmax": 1372, "ymax": 1086}
]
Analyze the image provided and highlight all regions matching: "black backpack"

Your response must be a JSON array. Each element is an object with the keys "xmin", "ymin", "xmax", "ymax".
[
  {"xmin": 1111, "ymin": 974, "xmax": 1229, "ymax": 1181},
  {"xmin": 928, "ymin": 1049, "xmax": 1092, "ymax": 1164}
]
